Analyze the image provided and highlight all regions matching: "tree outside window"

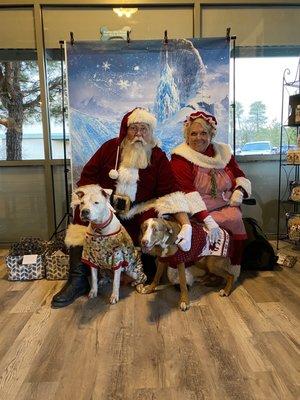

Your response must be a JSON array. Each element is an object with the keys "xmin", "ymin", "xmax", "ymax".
[
  {"xmin": 0, "ymin": 60, "xmax": 61, "ymax": 160},
  {"xmin": 232, "ymin": 56, "xmax": 299, "ymax": 154}
]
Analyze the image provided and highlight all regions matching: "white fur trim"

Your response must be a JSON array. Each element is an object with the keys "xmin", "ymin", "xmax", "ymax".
[
  {"xmin": 115, "ymin": 167, "xmax": 139, "ymax": 201},
  {"xmin": 171, "ymin": 142, "xmax": 232, "ymax": 169},
  {"xmin": 235, "ymin": 177, "xmax": 251, "ymax": 197},
  {"xmin": 109, "ymin": 169, "xmax": 119, "ymax": 180},
  {"xmin": 127, "ymin": 109, "xmax": 157, "ymax": 129},
  {"xmin": 185, "ymin": 191, "xmax": 207, "ymax": 215},
  {"xmin": 122, "ymin": 199, "xmax": 156, "ymax": 220},
  {"xmin": 64, "ymin": 224, "xmax": 88, "ymax": 247},
  {"xmin": 225, "ymin": 264, "xmax": 241, "ymax": 282},
  {"xmin": 155, "ymin": 191, "xmax": 190, "ymax": 217},
  {"xmin": 121, "ymin": 191, "xmax": 189, "ymax": 220}
]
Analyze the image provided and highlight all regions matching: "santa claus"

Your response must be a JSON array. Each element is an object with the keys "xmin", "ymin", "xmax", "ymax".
[{"xmin": 52, "ymin": 107, "xmax": 192, "ymax": 308}]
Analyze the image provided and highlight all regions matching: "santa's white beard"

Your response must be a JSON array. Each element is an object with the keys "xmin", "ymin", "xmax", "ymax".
[{"xmin": 120, "ymin": 139, "xmax": 153, "ymax": 169}]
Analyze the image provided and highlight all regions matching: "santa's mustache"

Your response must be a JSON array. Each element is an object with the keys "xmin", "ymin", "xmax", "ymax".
[{"xmin": 130, "ymin": 137, "xmax": 147, "ymax": 146}]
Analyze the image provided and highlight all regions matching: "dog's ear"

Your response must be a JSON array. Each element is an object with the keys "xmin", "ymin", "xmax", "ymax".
[
  {"xmin": 164, "ymin": 220, "xmax": 173, "ymax": 234},
  {"xmin": 101, "ymin": 188, "xmax": 113, "ymax": 199},
  {"xmin": 75, "ymin": 190, "xmax": 85, "ymax": 199},
  {"xmin": 70, "ymin": 189, "xmax": 84, "ymax": 211}
]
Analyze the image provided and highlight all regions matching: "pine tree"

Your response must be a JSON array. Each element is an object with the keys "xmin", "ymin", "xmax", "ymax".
[
  {"xmin": 0, "ymin": 61, "xmax": 61, "ymax": 160},
  {"xmin": 248, "ymin": 101, "xmax": 267, "ymax": 134}
]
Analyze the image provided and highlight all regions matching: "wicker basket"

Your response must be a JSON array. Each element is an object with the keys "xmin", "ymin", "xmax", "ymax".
[
  {"xmin": 45, "ymin": 252, "xmax": 69, "ymax": 280},
  {"xmin": 45, "ymin": 234, "xmax": 69, "ymax": 280},
  {"xmin": 287, "ymin": 213, "xmax": 300, "ymax": 241},
  {"xmin": 6, "ymin": 237, "xmax": 47, "ymax": 281},
  {"xmin": 289, "ymin": 181, "xmax": 300, "ymax": 202}
]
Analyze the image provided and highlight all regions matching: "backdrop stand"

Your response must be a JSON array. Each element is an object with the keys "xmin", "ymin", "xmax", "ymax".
[
  {"xmin": 226, "ymin": 28, "xmax": 237, "ymax": 155},
  {"xmin": 50, "ymin": 40, "xmax": 71, "ymax": 240}
]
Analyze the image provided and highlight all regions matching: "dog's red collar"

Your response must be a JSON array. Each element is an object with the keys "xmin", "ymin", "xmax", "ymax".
[
  {"xmin": 87, "ymin": 227, "xmax": 122, "ymax": 238},
  {"xmin": 91, "ymin": 210, "xmax": 113, "ymax": 233}
]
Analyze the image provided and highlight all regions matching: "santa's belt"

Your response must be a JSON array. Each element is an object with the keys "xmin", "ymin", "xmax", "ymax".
[{"xmin": 110, "ymin": 193, "xmax": 136, "ymax": 214}]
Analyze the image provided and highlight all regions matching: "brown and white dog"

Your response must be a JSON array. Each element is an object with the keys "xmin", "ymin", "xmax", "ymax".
[
  {"xmin": 71, "ymin": 184, "xmax": 146, "ymax": 304},
  {"xmin": 138, "ymin": 217, "xmax": 234, "ymax": 311}
]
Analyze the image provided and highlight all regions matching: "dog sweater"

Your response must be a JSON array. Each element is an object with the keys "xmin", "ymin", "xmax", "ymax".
[
  {"xmin": 159, "ymin": 220, "xmax": 231, "ymax": 268},
  {"xmin": 81, "ymin": 226, "xmax": 146, "ymax": 285}
]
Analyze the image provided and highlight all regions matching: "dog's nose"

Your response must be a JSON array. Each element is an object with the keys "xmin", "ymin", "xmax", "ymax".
[
  {"xmin": 141, "ymin": 238, "xmax": 149, "ymax": 247},
  {"xmin": 81, "ymin": 209, "xmax": 90, "ymax": 218}
]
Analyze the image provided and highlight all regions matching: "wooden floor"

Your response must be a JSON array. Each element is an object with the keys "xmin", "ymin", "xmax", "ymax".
[{"xmin": 0, "ymin": 242, "xmax": 299, "ymax": 400}]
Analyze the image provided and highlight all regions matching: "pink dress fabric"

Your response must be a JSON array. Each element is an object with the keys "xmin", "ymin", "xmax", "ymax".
[
  {"xmin": 171, "ymin": 142, "xmax": 251, "ymax": 264},
  {"xmin": 193, "ymin": 165, "xmax": 246, "ymax": 239}
]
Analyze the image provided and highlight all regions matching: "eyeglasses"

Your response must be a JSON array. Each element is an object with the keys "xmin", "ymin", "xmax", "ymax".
[
  {"xmin": 128, "ymin": 124, "xmax": 149, "ymax": 134},
  {"xmin": 190, "ymin": 130, "xmax": 210, "ymax": 138}
]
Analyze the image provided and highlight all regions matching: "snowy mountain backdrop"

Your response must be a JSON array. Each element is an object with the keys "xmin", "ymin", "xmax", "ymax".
[{"xmin": 66, "ymin": 38, "xmax": 230, "ymax": 184}]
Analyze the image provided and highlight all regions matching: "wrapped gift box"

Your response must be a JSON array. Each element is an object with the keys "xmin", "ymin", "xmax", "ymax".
[
  {"xmin": 45, "ymin": 234, "xmax": 69, "ymax": 280},
  {"xmin": 6, "ymin": 237, "xmax": 47, "ymax": 281}
]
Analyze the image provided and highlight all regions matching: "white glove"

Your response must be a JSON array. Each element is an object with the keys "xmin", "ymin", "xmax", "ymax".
[
  {"xmin": 229, "ymin": 189, "xmax": 244, "ymax": 207},
  {"xmin": 203, "ymin": 215, "xmax": 222, "ymax": 244},
  {"xmin": 175, "ymin": 224, "xmax": 192, "ymax": 252}
]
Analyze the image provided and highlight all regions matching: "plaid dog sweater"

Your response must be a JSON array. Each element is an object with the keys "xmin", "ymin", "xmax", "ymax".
[{"xmin": 159, "ymin": 220, "xmax": 231, "ymax": 268}]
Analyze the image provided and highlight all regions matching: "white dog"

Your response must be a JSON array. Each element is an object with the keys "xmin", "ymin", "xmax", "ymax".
[{"xmin": 72, "ymin": 184, "xmax": 146, "ymax": 304}]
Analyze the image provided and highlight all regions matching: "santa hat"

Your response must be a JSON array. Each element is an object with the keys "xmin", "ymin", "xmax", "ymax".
[
  {"xmin": 109, "ymin": 108, "xmax": 157, "ymax": 180},
  {"xmin": 184, "ymin": 110, "xmax": 217, "ymax": 134}
]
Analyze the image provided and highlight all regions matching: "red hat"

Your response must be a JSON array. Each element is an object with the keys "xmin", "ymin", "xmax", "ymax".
[
  {"xmin": 109, "ymin": 108, "xmax": 157, "ymax": 180},
  {"xmin": 184, "ymin": 110, "xmax": 217, "ymax": 130},
  {"xmin": 117, "ymin": 107, "xmax": 157, "ymax": 144}
]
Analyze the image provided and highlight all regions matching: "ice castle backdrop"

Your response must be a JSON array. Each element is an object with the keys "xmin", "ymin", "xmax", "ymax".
[{"xmin": 66, "ymin": 38, "xmax": 230, "ymax": 184}]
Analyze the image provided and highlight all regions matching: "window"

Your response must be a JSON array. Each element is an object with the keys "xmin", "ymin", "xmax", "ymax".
[
  {"xmin": 45, "ymin": 56, "xmax": 68, "ymax": 159},
  {"xmin": 0, "ymin": 8, "xmax": 44, "ymax": 160},
  {"xmin": 201, "ymin": 5, "xmax": 300, "ymax": 155},
  {"xmin": 235, "ymin": 56, "xmax": 299, "ymax": 153},
  {"xmin": 0, "ymin": 7, "xmax": 51, "ymax": 243}
]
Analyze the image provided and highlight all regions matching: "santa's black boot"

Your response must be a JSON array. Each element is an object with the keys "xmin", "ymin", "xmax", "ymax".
[{"xmin": 51, "ymin": 246, "xmax": 90, "ymax": 308}]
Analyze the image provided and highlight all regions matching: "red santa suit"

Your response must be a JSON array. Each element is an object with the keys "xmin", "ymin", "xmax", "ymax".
[
  {"xmin": 72, "ymin": 137, "xmax": 189, "ymax": 244},
  {"xmin": 68, "ymin": 108, "xmax": 191, "ymax": 250},
  {"xmin": 171, "ymin": 142, "xmax": 251, "ymax": 265}
]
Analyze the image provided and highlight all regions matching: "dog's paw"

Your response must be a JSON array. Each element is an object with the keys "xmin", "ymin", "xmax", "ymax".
[
  {"xmin": 109, "ymin": 293, "xmax": 119, "ymax": 304},
  {"xmin": 140, "ymin": 284, "xmax": 156, "ymax": 294},
  {"xmin": 88, "ymin": 289, "xmax": 98, "ymax": 299},
  {"xmin": 219, "ymin": 289, "xmax": 230, "ymax": 297},
  {"xmin": 135, "ymin": 284, "xmax": 144, "ymax": 293},
  {"xmin": 179, "ymin": 301, "xmax": 190, "ymax": 311}
]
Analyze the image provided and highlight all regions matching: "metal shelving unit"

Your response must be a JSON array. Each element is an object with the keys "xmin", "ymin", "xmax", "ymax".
[{"xmin": 276, "ymin": 60, "xmax": 300, "ymax": 249}]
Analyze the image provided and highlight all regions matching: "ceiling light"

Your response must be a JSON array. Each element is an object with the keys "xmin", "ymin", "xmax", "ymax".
[{"xmin": 113, "ymin": 8, "xmax": 138, "ymax": 18}]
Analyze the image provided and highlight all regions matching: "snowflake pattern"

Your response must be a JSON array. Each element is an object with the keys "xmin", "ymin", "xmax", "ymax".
[
  {"xmin": 117, "ymin": 79, "xmax": 130, "ymax": 90},
  {"xmin": 102, "ymin": 61, "xmax": 111, "ymax": 71}
]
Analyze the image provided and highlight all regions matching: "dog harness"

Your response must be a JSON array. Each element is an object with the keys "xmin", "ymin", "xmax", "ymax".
[
  {"xmin": 81, "ymin": 226, "xmax": 146, "ymax": 285},
  {"xmin": 159, "ymin": 220, "xmax": 231, "ymax": 268}
]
